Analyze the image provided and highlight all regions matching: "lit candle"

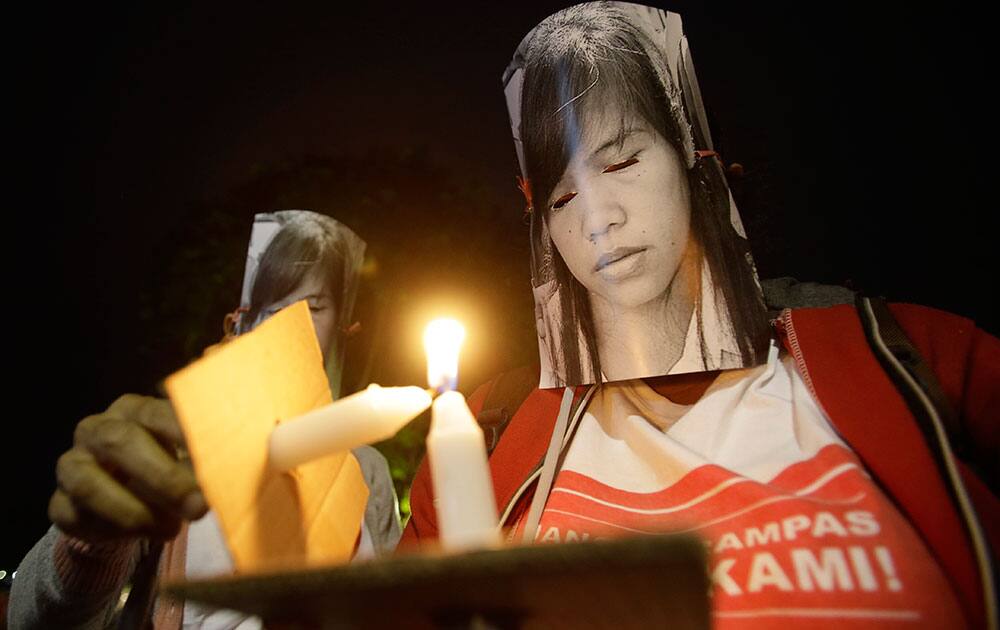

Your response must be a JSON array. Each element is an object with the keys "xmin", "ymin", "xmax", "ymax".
[
  {"xmin": 424, "ymin": 318, "xmax": 500, "ymax": 550},
  {"xmin": 424, "ymin": 318, "xmax": 465, "ymax": 392},
  {"xmin": 269, "ymin": 384, "xmax": 432, "ymax": 472}
]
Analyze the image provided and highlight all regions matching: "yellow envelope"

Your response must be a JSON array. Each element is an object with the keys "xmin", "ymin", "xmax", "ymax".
[{"xmin": 166, "ymin": 300, "xmax": 369, "ymax": 573}]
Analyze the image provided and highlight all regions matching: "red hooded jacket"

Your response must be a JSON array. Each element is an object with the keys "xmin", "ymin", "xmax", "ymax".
[{"xmin": 404, "ymin": 304, "xmax": 999, "ymax": 628}]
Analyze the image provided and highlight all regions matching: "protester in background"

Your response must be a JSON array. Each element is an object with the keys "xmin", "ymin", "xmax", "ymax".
[
  {"xmin": 236, "ymin": 211, "xmax": 365, "ymax": 399},
  {"xmin": 9, "ymin": 211, "xmax": 399, "ymax": 630}
]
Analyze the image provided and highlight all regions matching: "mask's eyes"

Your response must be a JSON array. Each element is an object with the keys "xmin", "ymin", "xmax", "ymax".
[
  {"xmin": 602, "ymin": 156, "xmax": 639, "ymax": 173},
  {"xmin": 307, "ymin": 296, "xmax": 332, "ymax": 313},
  {"xmin": 551, "ymin": 191, "xmax": 577, "ymax": 211}
]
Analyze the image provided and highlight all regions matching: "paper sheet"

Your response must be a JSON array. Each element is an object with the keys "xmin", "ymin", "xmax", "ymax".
[{"xmin": 166, "ymin": 300, "xmax": 369, "ymax": 573}]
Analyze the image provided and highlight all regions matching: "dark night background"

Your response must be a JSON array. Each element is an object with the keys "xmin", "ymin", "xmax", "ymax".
[{"xmin": 3, "ymin": 2, "xmax": 994, "ymax": 572}]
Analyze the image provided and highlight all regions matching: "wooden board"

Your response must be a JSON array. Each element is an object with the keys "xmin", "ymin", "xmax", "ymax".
[{"xmin": 163, "ymin": 535, "xmax": 709, "ymax": 629}]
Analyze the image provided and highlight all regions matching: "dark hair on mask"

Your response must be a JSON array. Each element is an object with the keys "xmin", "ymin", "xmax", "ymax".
[{"xmin": 520, "ymin": 3, "xmax": 769, "ymax": 383}]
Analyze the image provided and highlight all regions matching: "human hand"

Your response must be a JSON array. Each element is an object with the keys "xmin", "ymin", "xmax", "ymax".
[{"xmin": 48, "ymin": 394, "xmax": 208, "ymax": 542}]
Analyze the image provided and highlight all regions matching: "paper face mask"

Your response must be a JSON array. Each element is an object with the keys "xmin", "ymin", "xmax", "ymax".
[
  {"xmin": 503, "ymin": 2, "xmax": 771, "ymax": 387},
  {"xmin": 237, "ymin": 210, "xmax": 366, "ymax": 398}
]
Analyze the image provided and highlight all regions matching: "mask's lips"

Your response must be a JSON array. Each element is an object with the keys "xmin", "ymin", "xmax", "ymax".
[{"xmin": 594, "ymin": 246, "xmax": 647, "ymax": 273}]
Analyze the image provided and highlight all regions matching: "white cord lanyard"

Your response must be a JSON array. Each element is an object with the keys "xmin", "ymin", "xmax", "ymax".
[{"xmin": 521, "ymin": 386, "xmax": 578, "ymax": 543}]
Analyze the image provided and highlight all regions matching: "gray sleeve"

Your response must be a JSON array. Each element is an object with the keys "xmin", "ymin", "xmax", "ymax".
[
  {"xmin": 352, "ymin": 446, "xmax": 402, "ymax": 557},
  {"xmin": 761, "ymin": 277, "xmax": 855, "ymax": 313},
  {"xmin": 7, "ymin": 525, "xmax": 140, "ymax": 630}
]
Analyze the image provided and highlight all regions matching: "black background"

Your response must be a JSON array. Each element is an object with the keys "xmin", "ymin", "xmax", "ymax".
[{"xmin": 4, "ymin": 2, "xmax": 994, "ymax": 571}]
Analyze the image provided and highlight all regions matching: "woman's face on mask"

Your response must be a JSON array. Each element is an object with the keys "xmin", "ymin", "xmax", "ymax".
[{"xmin": 545, "ymin": 113, "xmax": 692, "ymax": 312}]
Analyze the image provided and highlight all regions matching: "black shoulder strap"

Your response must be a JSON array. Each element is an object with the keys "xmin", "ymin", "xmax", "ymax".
[
  {"xmin": 855, "ymin": 295, "xmax": 969, "ymax": 464},
  {"xmin": 857, "ymin": 297, "xmax": 998, "ymax": 629},
  {"xmin": 476, "ymin": 364, "xmax": 540, "ymax": 454},
  {"xmin": 116, "ymin": 541, "xmax": 162, "ymax": 630}
]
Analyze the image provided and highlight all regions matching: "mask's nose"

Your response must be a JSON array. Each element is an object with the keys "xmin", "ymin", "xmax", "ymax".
[{"xmin": 581, "ymin": 182, "xmax": 627, "ymax": 243}]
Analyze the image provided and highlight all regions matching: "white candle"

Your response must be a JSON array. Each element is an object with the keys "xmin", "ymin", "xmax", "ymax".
[
  {"xmin": 269, "ymin": 384, "xmax": 432, "ymax": 471},
  {"xmin": 427, "ymin": 390, "xmax": 500, "ymax": 551}
]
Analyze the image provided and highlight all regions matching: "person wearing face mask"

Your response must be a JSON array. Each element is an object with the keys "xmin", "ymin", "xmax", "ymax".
[
  {"xmin": 404, "ymin": 4, "xmax": 998, "ymax": 629},
  {"xmin": 232, "ymin": 211, "xmax": 364, "ymax": 400},
  {"xmin": 9, "ymin": 211, "xmax": 400, "ymax": 630}
]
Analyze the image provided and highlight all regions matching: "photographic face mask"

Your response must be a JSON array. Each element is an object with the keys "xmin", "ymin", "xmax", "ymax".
[
  {"xmin": 504, "ymin": 2, "xmax": 769, "ymax": 387},
  {"xmin": 237, "ymin": 210, "xmax": 366, "ymax": 397}
]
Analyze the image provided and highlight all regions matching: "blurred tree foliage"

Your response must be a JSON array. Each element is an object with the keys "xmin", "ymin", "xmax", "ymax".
[{"xmin": 136, "ymin": 149, "xmax": 537, "ymax": 520}]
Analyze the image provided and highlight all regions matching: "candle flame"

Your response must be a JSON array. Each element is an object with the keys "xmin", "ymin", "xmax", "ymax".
[{"xmin": 423, "ymin": 318, "xmax": 466, "ymax": 392}]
